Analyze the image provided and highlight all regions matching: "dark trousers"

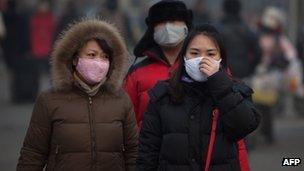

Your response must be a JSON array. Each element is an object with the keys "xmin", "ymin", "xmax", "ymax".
[
  {"xmin": 256, "ymin": 103, "xmax": 274, "ymax": 143},
  {"xmin": 10, "ymin": 57, "xmax": 39, "ymax": 103}
]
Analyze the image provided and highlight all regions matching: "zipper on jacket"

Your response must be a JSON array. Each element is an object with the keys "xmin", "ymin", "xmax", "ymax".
[
  {"xmin": 53, "ymin": 145, "xmax": 60, "ymax": 171},
  {"xmin": 121, "ymin": 144, "xmax": 126, "ymax": 152},
  {"xmin": 55, "ymin": 145, "xmax": 60, "ymax": 155},
  {"xmin": 88, "ymin": 96, "xmax": 97, "ymax": 170},
  {"xmin": 120, "ymin": 144, "xmax": 126, "ymax": 170}
]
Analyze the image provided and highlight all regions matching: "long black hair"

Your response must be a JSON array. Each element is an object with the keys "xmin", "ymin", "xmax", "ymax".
[{"xmin": 169, "ymin": 24, "xmax": 228, "ymax": 104}]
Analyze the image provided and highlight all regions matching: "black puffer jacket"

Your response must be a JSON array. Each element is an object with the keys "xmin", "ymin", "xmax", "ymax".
[{"xmin": 137, "ymin": 71, "xmax": 260, "ymax": 171}]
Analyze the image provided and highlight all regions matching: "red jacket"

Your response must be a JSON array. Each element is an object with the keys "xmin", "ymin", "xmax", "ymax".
[
  {"xmin": 124, "ymin": 51, "xmax": 179, "ymax": 127},
  {"xmin": 30, "ymin": 11, "xmax": 56, "ymax": 58},
  {"xmin": 124, "ymin": 50, "xmax": 250, "ymax": 171}
]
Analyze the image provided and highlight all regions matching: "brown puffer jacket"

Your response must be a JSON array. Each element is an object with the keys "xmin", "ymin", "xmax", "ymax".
[{"xmin": 17, "ymin": 19, "xmax": 138, "ymax": 171}]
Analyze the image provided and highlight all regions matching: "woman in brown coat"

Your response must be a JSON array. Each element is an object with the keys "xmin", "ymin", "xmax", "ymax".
[{"xmin": 17, "ymin": 19, "xmax": 138, "ymax": 171}]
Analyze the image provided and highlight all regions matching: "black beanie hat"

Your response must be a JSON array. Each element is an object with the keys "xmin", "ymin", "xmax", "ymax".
[{"xmin": 145, "ymin": 0, "xmax": 193, "ymax": 28}]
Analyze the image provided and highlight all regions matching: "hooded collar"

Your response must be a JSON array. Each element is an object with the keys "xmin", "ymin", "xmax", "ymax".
[{"xmin": 50, "ymin": 18, "xmax": 132, "ymax": 95}]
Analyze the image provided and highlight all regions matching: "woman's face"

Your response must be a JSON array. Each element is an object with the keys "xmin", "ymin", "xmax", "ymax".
[
  {"xmin": 73, "ymin": 39, "xmax": 110, "ymax": 85},
  {"xmin": 78, "ymin": 40, "xmax": 109, "ymax": 61},
  {"xmin": 185, "ymin": 34, "xmax": 221, "ymax": 61}
]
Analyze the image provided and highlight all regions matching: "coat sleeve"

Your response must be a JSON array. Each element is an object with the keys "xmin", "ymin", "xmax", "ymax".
[
  {"xmin": 206, "ymin": 70, "xmax": 261, "ymax": 141},
  {"xmin": 123, "ymin": 94, "xmax": 139, "ymax": 171},
  {"xmin": 124, "ymin": 72, "xmax": 140, "ymax": 125},
  {"xmin": 17, "ymin": 93, "xmax": 51, "ymax": 171},
  {"xmin": 136, "ymin": 100, "xmax": 162, "ymax": 171}
]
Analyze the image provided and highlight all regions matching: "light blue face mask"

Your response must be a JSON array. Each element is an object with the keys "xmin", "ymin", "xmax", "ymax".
[
  {"xmin": 154, "ymin": 23, "xmax": 188, "ymax": 47},
  {"xmin": 184, "ymin": 57, "xmax": 222, "ymax": 82}
]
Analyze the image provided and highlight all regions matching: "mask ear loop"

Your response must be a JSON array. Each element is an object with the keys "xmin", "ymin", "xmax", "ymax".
[
  {"xmin": 216, "ymin": 58, "xmax": 222, "ymax": 63},
  {"xmin": 216, "ymin": 58, "xmax": 223, "ymax": 71}
]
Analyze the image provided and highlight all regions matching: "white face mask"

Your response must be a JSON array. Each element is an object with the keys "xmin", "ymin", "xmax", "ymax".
[
  {"xmin": 184, "ymin": 57, "xmax": 222, "ymax": 82},
  {"xmin": 154, "ymin": 23, "xmax": 188, "ymax": 47}
]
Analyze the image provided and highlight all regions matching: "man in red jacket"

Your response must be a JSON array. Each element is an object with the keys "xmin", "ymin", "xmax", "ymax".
[
  {"xmin": 125, "ymin": 0, "xmax": 192, "ymax": 127},
  {"xmin": 124, "ymin": 0, "xmax": 250, "ymax": 170}
]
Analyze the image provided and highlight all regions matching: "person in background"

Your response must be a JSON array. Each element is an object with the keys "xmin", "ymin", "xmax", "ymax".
[
  {"xmin": 137, "ymin": 24, "xmax": 260, "ymax": 171},
  {"xmin": 192, "ymin": 0, "xmax": 211, "ymax": 26},
  {"xmin": 17, "ymin": 18, "xmax": 138, "ymax": 171},
  {"xmin": 99, "ymin": 0, "xmax": 135, "ymax": 48},
  {"xmin": 124, "ymin": 0, "xmax": 192, "ymax": 127},
  {"xmin": 2, "ymin": 0, "xmax": 33, "ymax": 103},
  {"xmin": 55, "ymin": 0, "xmax": 79, "ymax": 40},
  {"xmin": 123, "ymin": 0, "xmax": 147, "ymax": 49},
  {"xmin": 29, "ymin": 0, "xmax": 56, "ymax": 86},
  {"xmin": 252, "ymin": 6, "xmax": 303, "ymax": 144},
  {"xmin": 218, "ymin": 0, "xmax": 261, "ymax": 80}
]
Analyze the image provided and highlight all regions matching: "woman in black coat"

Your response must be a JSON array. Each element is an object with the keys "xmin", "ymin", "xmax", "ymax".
[{"xmin": 137, "ymin": 24, "xmax": 261, "ymax": 171}]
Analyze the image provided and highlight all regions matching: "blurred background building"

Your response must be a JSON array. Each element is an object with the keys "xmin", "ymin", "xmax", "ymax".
[{"xmin": 0, "ymin": 0, "xmax": 303, "ymax": 170}]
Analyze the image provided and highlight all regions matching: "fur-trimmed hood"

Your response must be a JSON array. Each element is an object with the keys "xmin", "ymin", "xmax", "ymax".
[{"xmin": 51, "ymin": 18, "xmax": 131, "ymax": 94}]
